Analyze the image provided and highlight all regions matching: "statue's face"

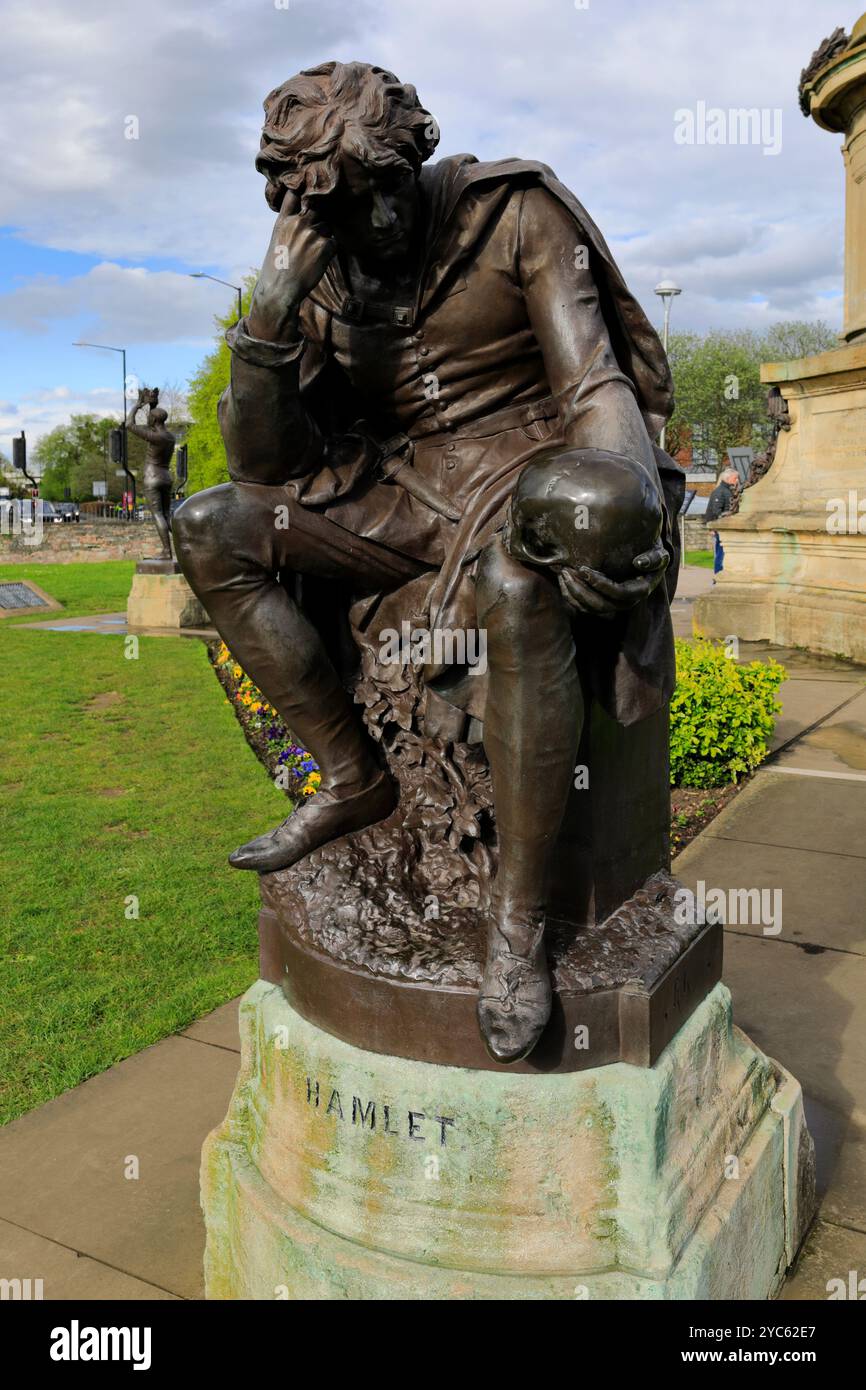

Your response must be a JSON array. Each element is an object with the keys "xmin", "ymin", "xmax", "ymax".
[{"xmin": 321, "ymin": 152, "xmax": 420, "ymax": 264}]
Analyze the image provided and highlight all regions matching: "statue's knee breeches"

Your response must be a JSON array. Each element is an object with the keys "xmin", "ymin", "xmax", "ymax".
[
  {"xmin": 173, "ymin": 482, "xmax": 283, "ymax": 587},
  {"xmin": 476, "ymin": 535, "xmax": 564, "ymax": 657}
]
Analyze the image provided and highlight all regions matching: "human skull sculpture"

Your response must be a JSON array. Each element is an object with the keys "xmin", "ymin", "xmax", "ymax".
[{"xmin": 505, "ymin": 447, "xmax": 664, "ymax": 583}]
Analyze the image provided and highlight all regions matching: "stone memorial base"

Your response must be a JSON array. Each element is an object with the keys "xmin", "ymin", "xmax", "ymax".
[
  {"xmin": 695, "ymin": 342, "xmax": 866, "ymax": 663},
  {"xmin": 126, "ymin": 558, "xmax": 209, "ymax": 632},
  {"xmin": 201, "ymin": 979, "xmax": 814, "ymax": 1300}
]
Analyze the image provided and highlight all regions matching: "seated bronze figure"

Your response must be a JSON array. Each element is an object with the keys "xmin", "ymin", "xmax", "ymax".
[{"xmin": 173, "ymin": 61, "xmax": 684, "ymax": 1066}]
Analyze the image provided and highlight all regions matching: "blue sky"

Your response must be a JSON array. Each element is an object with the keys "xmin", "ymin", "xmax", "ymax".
[{"xmin": 0, "ymin": 0, "xmax": 851, "ymax": 456}]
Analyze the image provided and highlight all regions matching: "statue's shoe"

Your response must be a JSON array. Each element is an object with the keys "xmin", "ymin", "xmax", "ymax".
[
  {"xmin": 228, "ymin": 770, "xmax": 396, "ymax": 873},
  {"xmin": 477, "ymin": 925, "xmax": 552, "ymax": 1064}
]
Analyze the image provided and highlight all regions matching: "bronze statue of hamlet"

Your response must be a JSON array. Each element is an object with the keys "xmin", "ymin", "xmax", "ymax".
[{"xmin": 174, "ymin": 61, "xmax": 684, "ymax": 1066}]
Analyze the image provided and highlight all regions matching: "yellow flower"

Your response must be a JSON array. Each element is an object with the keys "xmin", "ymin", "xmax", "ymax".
[{"xmin": 232, "ymin": 664, "xmax": 243, "ymax": 679}]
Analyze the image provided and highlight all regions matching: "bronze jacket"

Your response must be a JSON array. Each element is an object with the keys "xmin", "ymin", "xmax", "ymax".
[{"xmin": 220, "ymin": 155, "xmax": 684, "ymax": 725}]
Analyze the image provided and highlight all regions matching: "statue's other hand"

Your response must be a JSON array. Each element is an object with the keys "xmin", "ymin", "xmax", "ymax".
[
  {"xmin": 558, "ymin": 544, "xmax": 669, "ymax": 617},
  {"xmin": 248, "ymin": 188, "xmax": 337, "ymax": 343}
]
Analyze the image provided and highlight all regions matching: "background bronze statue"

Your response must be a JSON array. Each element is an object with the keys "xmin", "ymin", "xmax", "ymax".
[
  {"xmin": 127, "ymin": 386, "xmax": 176, "ymax": 560},
  {"xmin": 174, "ymin": 60, "xmax": 684, "ymax": 1065}
]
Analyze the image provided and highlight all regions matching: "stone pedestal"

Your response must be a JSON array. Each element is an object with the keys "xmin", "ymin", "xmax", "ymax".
[
  {"xmin": 694, "ymin": 343, "xmax": 866, "ymax": 661},
  {"xmin": 126, "ymin": 559, "xmax": 209, "ymax": 632},
  {"xmin": 201, "ymin": 980, "xmax": 815, "ymax": 1300}
]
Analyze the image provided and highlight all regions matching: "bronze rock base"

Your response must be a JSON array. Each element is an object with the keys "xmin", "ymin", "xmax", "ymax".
[{"xmin": 258, "ymin": 867, "xmax": 722, "ymax": 1074}]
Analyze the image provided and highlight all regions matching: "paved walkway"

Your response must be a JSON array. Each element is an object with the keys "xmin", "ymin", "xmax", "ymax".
[{"xmin": 1, "ymin": 568, "xmax": 864, "ymax": 1300}]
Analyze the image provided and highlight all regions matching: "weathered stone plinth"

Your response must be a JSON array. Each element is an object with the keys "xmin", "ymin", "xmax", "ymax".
[
  {"xmin": 201, "ymin": 980, "xmax": 814, "ymax": 1300},
  {"xmin": 126, "ymin": 560, "xmax": 208, "ymax": 632},
  {"xmin": 695, "ymin": 343, "xmax": 866, "ymax": 662},
  {"xmin": 698, "ymin": 20, "xmax": 866, "ymax": 662}
]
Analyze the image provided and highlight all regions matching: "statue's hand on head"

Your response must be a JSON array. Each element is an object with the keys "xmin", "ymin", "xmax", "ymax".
[{"xmin": 248, "ymin": 188, "xmax": 338, "ymax": 344}]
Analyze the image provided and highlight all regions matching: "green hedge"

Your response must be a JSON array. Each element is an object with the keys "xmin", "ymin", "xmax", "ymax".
[{"xmin": 670, "ymin": 638, "xmax": 785, "ymax": 788}]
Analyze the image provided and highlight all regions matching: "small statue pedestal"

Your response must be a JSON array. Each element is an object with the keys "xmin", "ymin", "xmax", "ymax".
[
  {"xmin": 200, "ymin": 979, "xmax": 814, "ymax": 1299},
  {"xmin": 126, "ymin": 559, "xmax": 209, "ymax": 633}
]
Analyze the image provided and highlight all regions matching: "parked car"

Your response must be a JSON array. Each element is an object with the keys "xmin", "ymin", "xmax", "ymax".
[{"xmin": 37, "ymin": 501, "xmax": 64, "ymax": 524}]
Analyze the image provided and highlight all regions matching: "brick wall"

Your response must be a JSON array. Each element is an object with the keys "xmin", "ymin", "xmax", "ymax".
[{"xmin": 0, "ymin": 521, "xmax": 153, "ymax": 564}]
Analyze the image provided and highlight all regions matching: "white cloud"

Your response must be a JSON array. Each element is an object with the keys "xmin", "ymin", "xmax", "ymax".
[
  {"xmin": 0, "ymin": 263, "xmax": 222, "ymax": 343},
  {"xmin": 0, "ymin": 0, "xmax": 849, "ymax": 352},
  {"xmin": 0, "ymin": 385, "xmax": 120, "ymax": 462}
]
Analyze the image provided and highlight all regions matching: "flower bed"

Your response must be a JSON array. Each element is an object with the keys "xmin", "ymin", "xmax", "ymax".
[
  {"xmin": 211, "ymin": 641, "xmax": 320, "ymax": 802},
  {"xmin": 212, "ymin": 636, "xmax": 784, "ymax": 856}
]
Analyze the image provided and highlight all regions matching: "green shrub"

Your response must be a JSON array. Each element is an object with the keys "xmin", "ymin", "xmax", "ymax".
[{"xmin": 670, "ymin": 638, "xmax": 785, "ymax": 788}]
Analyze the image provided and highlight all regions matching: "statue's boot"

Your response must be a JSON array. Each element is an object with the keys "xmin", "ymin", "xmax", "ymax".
[
  {"xmin": 170, "ymin": 510, "xmax": 401, "ymax": 873},
  {"xmin": 475, "ymin": 537, "xmax": 583, "ymax": 1063},
  {"xmin": 477, "ymin": 910, "xmax": 551, "ymax": 1064},
  {"xmin": 229, "ymin": 769, "xmax": 395, "ymax": 872}
]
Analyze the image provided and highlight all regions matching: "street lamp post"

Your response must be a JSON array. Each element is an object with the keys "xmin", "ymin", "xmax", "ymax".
[
  {"xmin": 73, "ymin": 340, "xmax": 136, "ymax": 516},
  {"xmin": 654, "ymin": 278, "xmax": 683, "ymax": 558},
  {"xmin": 190, "ymin": 272, "xmax": 243, "ymax": 323},
  {"xmin": 654, "ymin": 279, "xmax": 682, "ymax": 454}
]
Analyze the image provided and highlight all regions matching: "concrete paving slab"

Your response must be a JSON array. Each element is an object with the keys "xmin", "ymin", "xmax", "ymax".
[
  {"xmin": 673, "ymin": 836, "xmax": 866, "ymax": 954},
  {"xmin": 769, "ymin": 679, "xmax": 861, "ymax": 753},
  {"xmin": 18, "ymin": 611, "xmax": 219, "ymax": 640},
  {"xmin": 815, "ymin": 1117, "xmax": 866, "ymax": 1234},
  {"xmin": 17, "ymin": 611, "xmax": 127, "ymax": 633},
  {"xmin": 700, "ymin": 768, "xmax": 866, "ymax": 858},
  {"xmin": 0, "ymin": 1034, "xmax": 240, "ymax": 1300},
  {"xmin": 675, "ymin": 565, "xmax": 714, "ymax": 600},
  {"xmin": 724, "ymin": 932, "xmax": 866, "ymax": 1224},
  {"xmin": 181, "ymin": 999, "xmax": 240, "ymax": 1052},
  {"xmin": 781, "ymin": 1219, "xmax": 866, "ymax": 1300},
  {"xmin": 0, "ymin": 1219, "xmax": 179, "ymax": 1301},
  {"xmin": 774, "ymin": 688, "xmax": 866, "ymax": 775},
  {"xmin": 737, "ymin": 641, "xmax": 866, "ymax": 683}
]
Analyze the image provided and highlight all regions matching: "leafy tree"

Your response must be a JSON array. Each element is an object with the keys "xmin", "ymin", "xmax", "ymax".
[
  {"xmin": 665, "ymin": 320, "xmax": 838, "ymax": 467},
  {"xmin": 35, "ymin": 388, "xmax": 191, "ymax": 502},
  {"xmin": 186, "ymin": 275, "xmax": 256, "ymax": 494},
  {"xmin": 0, "ymin": 452, "xmax": 28, "ymax": 498},
  {"xmin": 36, "ymin": 415, "xmax": 116, "ymax": 501},
  {"xmin": 761, "ymin": 319, "xmax": 839, "ymax": 363}
]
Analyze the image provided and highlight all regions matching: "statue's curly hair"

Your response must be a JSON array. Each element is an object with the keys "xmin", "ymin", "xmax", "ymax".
[{"xmin": 255, "ymin": 61, "xmax": 439, "ymax": 212}]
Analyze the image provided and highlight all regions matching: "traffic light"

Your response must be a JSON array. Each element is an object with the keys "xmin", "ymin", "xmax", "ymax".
[
  {"xmin": 109, "ymin": 428, "xmax": 125, "ymax": 465},
  {"xmin": 175, "ymin": 443, "xmax": 188, "ymax": 486},
  {"xmin": 12, "ymin": 432, "xmax": 26, "ymax": 471}
]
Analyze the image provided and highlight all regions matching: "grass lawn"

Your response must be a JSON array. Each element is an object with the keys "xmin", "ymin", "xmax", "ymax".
[
  {"xmin": 685, "ymin": 549, "xmax": 714, "ymax": 569},
  {"xmin": 0, "ymin": 561, "xmax": 287, "ymax": 1124},
  {"xmin": 0, "ymin": 558, "xmax": 137, "ymax": 619}
]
